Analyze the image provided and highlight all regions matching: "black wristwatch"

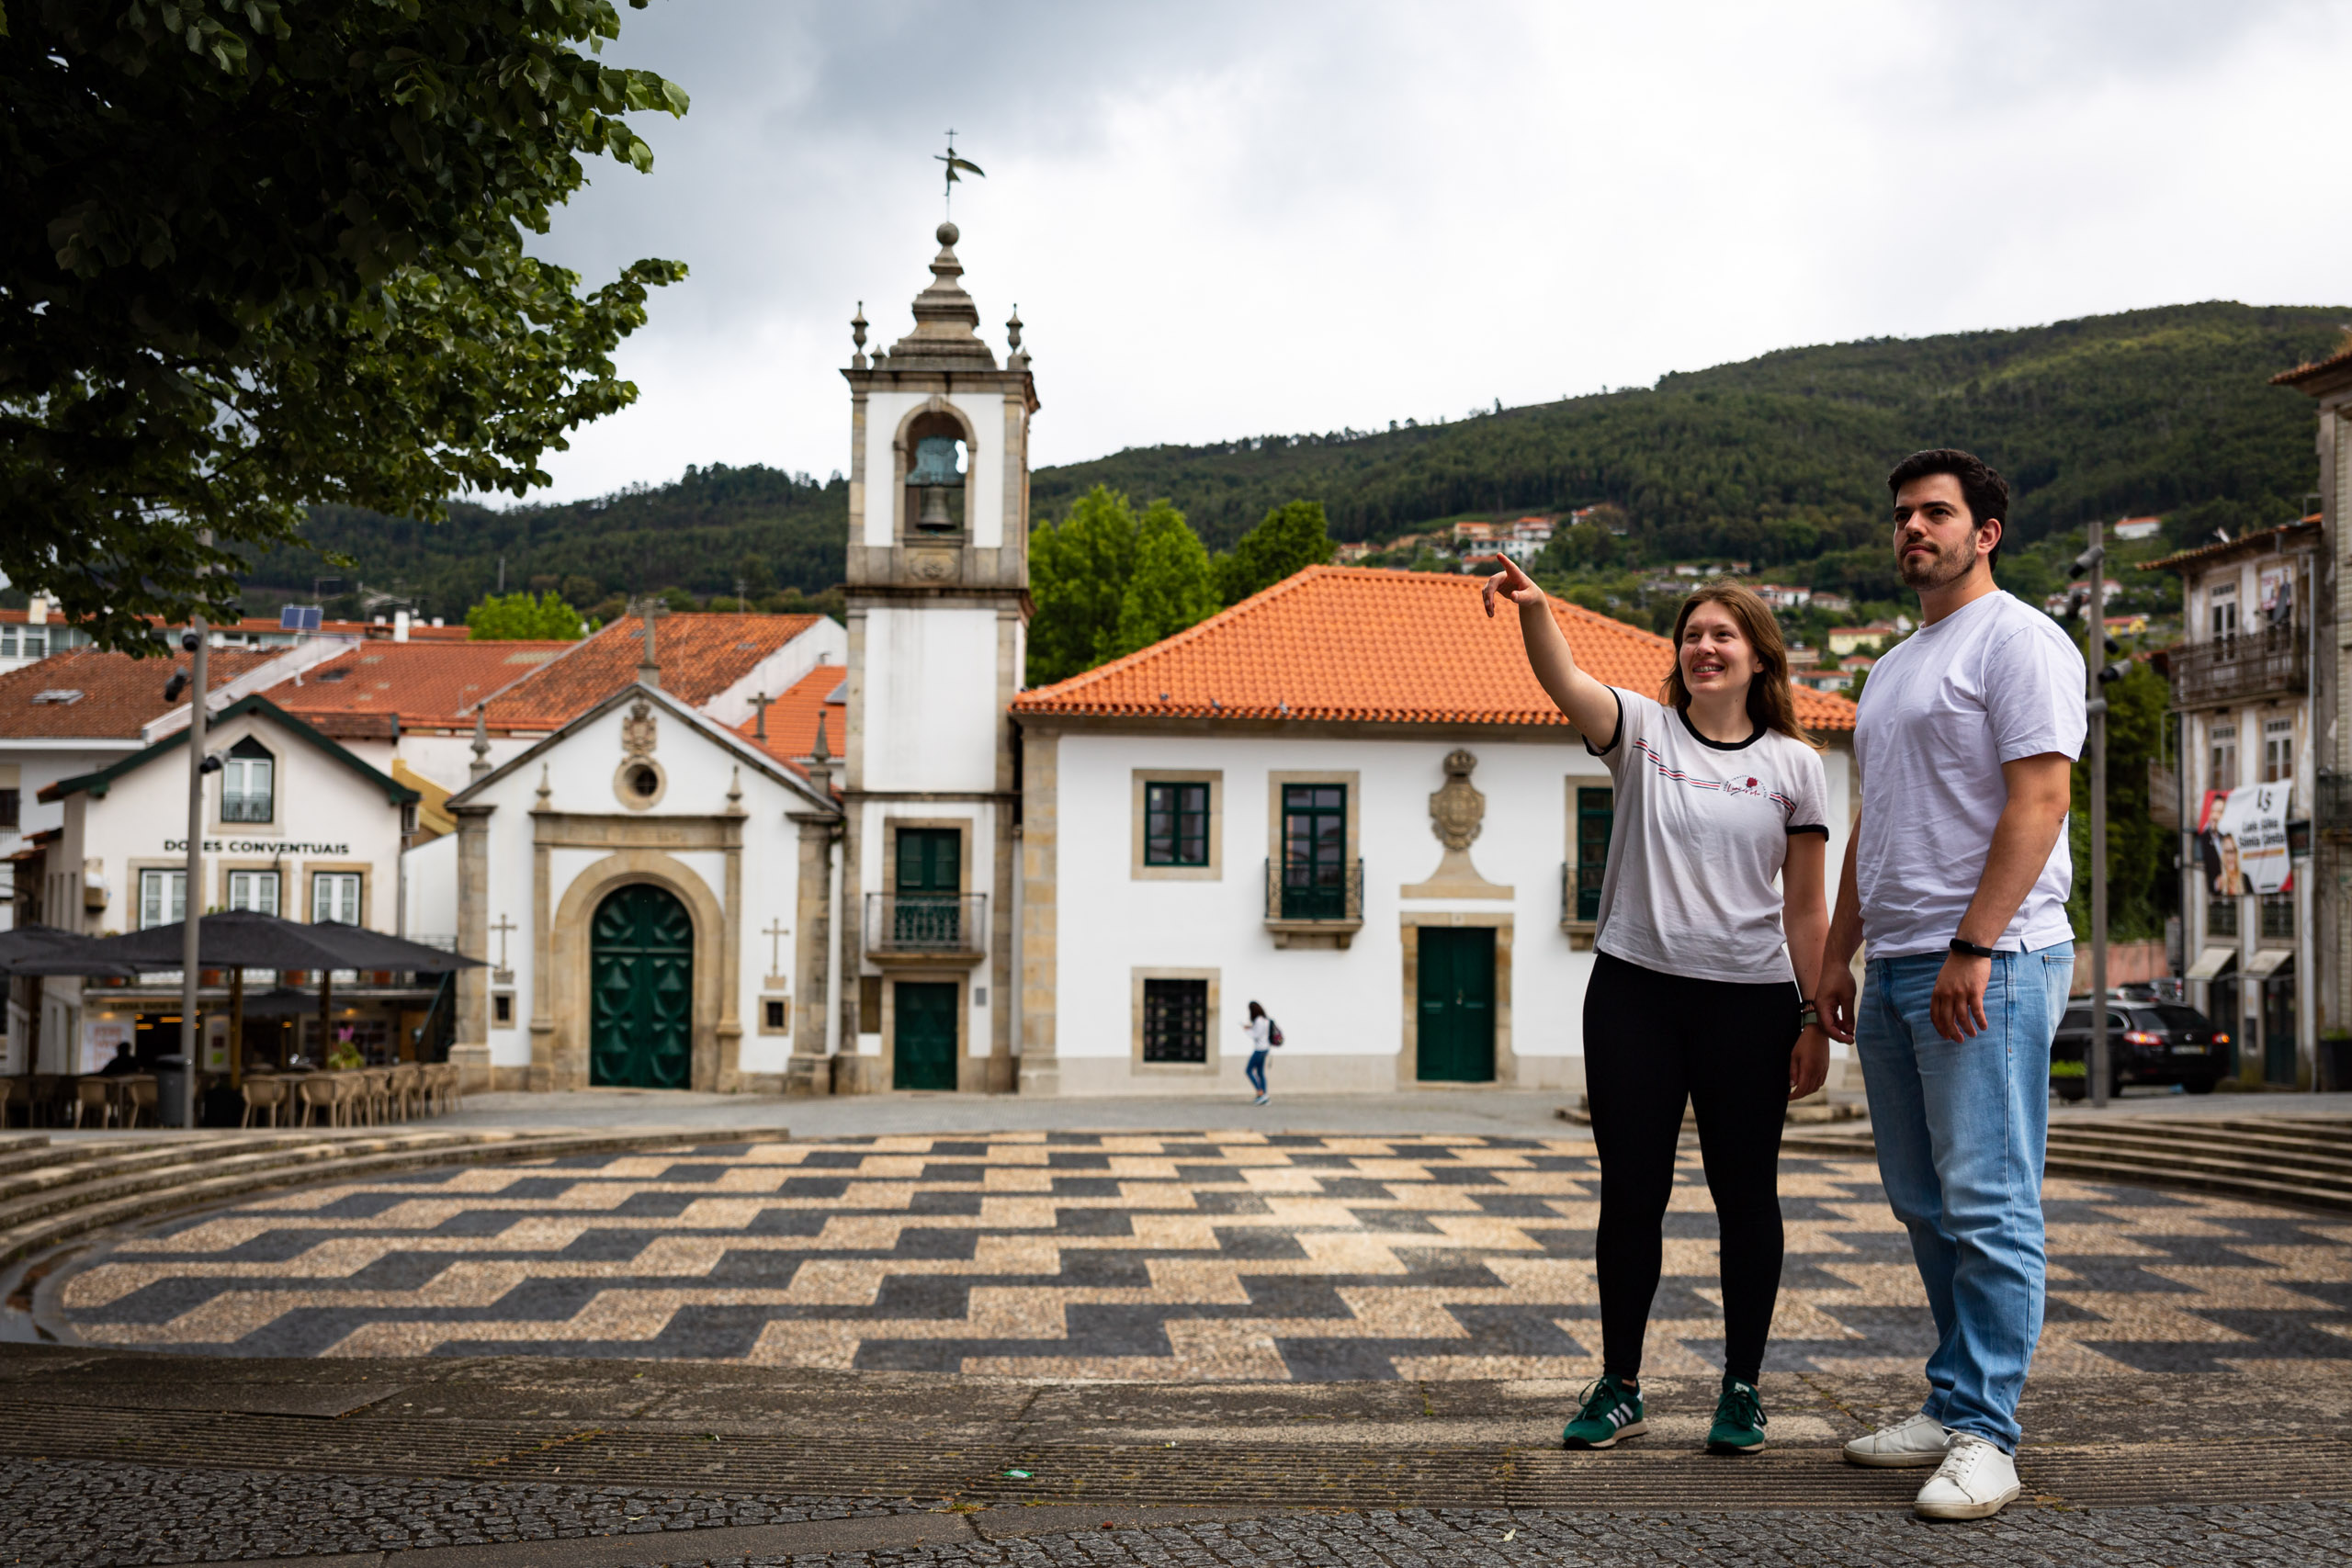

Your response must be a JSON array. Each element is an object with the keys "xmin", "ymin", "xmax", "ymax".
[{"xmin": 1949, "ymin": 936, "xmax": 1997, "ymax": 959}]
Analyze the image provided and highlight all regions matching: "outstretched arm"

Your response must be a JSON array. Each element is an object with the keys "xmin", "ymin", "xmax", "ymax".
[{"xmin": 1481, "ymin": 556, "xmax": 1621, "ymax": 742}]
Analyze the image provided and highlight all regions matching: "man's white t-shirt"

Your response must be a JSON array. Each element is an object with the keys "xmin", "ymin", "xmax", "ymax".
[
  {"xmin": 1589, "ymin": 689, "xmax": 1830, "ymax": 986},
  {"xmin": 1853, "ymin": 589, "xmax": 2087, "ymax": 958}
]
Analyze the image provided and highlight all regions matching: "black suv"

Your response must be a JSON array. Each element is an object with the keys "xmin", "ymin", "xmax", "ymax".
[{"xmin": 2051, "ymin": 998, "xmax": 2230, "ymax": 1100}]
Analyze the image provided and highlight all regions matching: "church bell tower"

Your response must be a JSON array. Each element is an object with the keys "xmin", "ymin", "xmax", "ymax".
[{"xmin": 831, "ymin": 221, "xmax": 1037, "ymax": 1094}]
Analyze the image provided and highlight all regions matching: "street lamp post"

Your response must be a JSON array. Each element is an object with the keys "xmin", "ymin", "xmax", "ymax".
[
  {"xmin": 178, "ymin": 616, "xmax": 208, "ymax": 1128},
  {"xmin": 2071, "ymin": 523, "xmax": 2124, "ymax": 1110}
]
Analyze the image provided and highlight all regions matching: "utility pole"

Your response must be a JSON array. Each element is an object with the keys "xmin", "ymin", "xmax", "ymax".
[
  {"xmin": 178, "ymin": 615, "xmax": 209, "ymax": 1128},
  {"xmin": 2088, "ymin": 519, "xmax": 2109, "ymax": 1109},
  {"xmin": 2071, "ymin": 523, "xmax": 2114, "ymax": 1108}
]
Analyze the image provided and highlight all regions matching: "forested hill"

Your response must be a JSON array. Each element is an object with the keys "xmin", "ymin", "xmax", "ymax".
[
  {"xmin": 1035, "ymin": 302, "xmax": 2346, "ymax": 558},
  {"xmin": 263, "ymin": 301, "xmax": 2345, "ymax": 618}
]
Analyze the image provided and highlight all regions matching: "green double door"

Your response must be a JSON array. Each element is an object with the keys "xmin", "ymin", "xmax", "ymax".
[
  {"xmin": 590, "ymin": 884, "xmax": 694, "ymax": 1089},
  {"xmin": 894, "ymin": 981, "xmax": 959, "ymax": 1090},
  {"xmin": 1417, "ymin": 927, "xmax": 1495, "ymax": 1082}
]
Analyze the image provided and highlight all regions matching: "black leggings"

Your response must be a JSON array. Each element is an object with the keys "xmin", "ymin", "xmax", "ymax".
[{"xmin": 1583, "ymin": 950, "xmax": 1797, "ymax": 1386}]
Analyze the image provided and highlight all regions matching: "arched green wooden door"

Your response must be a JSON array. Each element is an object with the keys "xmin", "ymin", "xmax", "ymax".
[{"xmin": 590, "ymin": 884, "xmax": 694, "ymax": 1089}]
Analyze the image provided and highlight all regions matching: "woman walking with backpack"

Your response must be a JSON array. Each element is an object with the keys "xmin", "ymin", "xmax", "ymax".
[
  {"xmin": 1482, "ymin": 557, "xmax": 1833, "ymax": 1456},
  {"xmin": 1241, "ymin": 1001, "xmax": 1280, "ymax": 1105}
]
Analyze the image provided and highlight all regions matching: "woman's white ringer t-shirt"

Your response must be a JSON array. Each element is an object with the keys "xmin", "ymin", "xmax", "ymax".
[{"xmin": 1588, "ymin": 688, "xmax": 1829, "ymax": 986}]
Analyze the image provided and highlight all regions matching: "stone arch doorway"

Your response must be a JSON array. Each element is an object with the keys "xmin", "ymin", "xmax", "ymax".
[{"xmin": 590, "ymin": 883, "xmax": 695, "ymax": 1089}]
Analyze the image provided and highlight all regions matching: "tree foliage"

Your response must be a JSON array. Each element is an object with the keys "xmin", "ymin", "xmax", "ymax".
[
  {"xmin": 2068, "ymin": 657, "xmax": 2175, "ymax": 942},
  {"xmin": 1029, "ymin": 486, "xmax": 1220, "ymax": 685},
  {"xmin": 465, "ymin": 590, "xmax": 584, "ymax": 641},
  {"xmin": 1215, "ymin": 500, "xmax": 1336, "ymax": 606},
  {"xmin": 2, "ymin": 0, "xmax": 689, "ymax": 651}
]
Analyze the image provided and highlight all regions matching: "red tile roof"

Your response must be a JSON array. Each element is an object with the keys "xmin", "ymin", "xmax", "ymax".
[
  {"xmin": 482, "ymin": 614, "xmax": 824, "ymax": 730},
  {"xmin": 2273, "ymin": 342, "xmax": 2352, "ymax": 389},
  {"xmin": 1011, "ymin": 566, "xmax": 1859, "ymax": 733},
  {"xmin": 734, "ymin": 663, "xmax": 847, "ymax": 778},
  {"xmin": 266, "ymin": 641, "xmax": 575, "ymax": 728},
  {"xmin": 0, "ymin": 648, "xmax": 279, "ymax": 739}
]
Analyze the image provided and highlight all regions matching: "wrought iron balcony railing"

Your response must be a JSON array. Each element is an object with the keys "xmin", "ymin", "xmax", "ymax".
[
  {"xmin": 2166, "ymin": 624, "xmax": 2307, "ymax": 708},
  {"xmin": 1263, "ymin": 857, "xmax": 1363, "ymax": 924},
  {"xmin": 2318, "ymin": 773, "xmax": 2352, "ymax": 837},
  {"xmin": 863, "ymin": 892, "xmax": 988, "ymax": 957}
]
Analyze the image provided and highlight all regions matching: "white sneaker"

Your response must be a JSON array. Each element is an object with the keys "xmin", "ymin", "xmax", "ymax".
[
  {"xmin": 1913, "ymin": 1432, "xmax": 2021, "ymax": 1520},
  {"xmin": 1842, "ymin": 1411, "xmax": 1952, "ymax": 1468}
]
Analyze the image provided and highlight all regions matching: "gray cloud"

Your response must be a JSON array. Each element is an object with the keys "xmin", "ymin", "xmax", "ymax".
[{"xmin": 514, "ymin": 0, "xmax": 2352, "ymax": 504}]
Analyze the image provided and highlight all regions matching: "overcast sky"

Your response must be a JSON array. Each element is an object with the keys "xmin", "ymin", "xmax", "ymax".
[{"xmin": 518, "ymin": 0, "xmax": 2352, "ymax": 504}]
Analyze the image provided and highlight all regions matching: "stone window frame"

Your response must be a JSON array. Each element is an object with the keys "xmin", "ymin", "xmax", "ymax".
[
  {"xmin": 1395, "ymin": 911, "xmax": 1516, "ymax": 1089},
  {"xmin": 131, "ymin": 860, "xmax": 187, "ymax": 930},
  {"xmin": 219, "ymin": 860, "xmax": 285, "ymax": 916},
  {"xmin": 1561, "ymin": 775, "xmax": 1613, "ymax": 949},
  {"xmin": 305, "ymin": 861, "xmax": 371, "ymax": 926},
  {"xmin": 1129, "ymin": 966, "xmax": 1221, "ymax": 1077},
  {"xmin": 1265, "ymin": 769, "xmax": 1360, "ymax": 887},
  {"xmin": 612, "ymin": 756, "xmax": 669, "ymax": 812},
  {"xmin": 881, "ymin": 815, "xmax": 975, "ymax": 897},
  {"xmin": 758, "ymin": 994, "xmax": 793, "ymax": 1035},
  {"xmin": 1132, "ymin": 769, "xmax": 1222, "ymax": 881}
]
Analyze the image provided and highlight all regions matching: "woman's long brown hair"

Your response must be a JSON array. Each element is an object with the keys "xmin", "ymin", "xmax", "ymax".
[{"xmin": 1660, "ymin": 581, "xmax": 1822, "ymax": 750}]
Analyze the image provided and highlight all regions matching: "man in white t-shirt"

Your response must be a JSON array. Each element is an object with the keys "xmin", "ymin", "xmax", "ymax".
[{"xmin": 1817, "ymin": 448, "xmax": 2086, "ymax": 1522}]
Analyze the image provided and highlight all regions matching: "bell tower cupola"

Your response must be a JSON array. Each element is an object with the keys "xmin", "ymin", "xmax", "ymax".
[{"xmin": 842, "ymin": 221, "xmax": 1039, "ymax": 591}]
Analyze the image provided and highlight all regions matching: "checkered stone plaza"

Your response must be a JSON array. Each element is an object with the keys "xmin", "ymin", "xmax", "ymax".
[
  {"xmin": 6, "ymin": 1125, "xmax": 2352, "ymax": 1566},
  {"xmin": 51, "ymin": 1133, "xmax": 2352, "ymax": 1374}
]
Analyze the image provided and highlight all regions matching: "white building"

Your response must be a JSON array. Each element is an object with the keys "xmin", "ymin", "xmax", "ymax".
[
  {"xmin": 17, "ymin": 695, "xmax": 420, "ymax": 1074},
  {"xmin": 1007, "ymin": 567, "xmax": 1857, "ymax": 1096},
  {"xmin": 2149, "ymin": 519, "xmax": 2321, "ymax": 1086},
  {"xmin": 416, "ymin": 682, "xmax": 839, "ymax": 1093}
]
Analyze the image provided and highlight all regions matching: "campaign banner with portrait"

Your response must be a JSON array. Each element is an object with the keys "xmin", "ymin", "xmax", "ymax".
[{"xmin": 2200, "ymin": 784, "xmax": 2293, "ymax": 897}]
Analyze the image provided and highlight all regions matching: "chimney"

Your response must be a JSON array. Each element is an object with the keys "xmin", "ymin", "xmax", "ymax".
[{"xmin": 393, "ymin": 609, "xmax": 411, "ymax": 643}]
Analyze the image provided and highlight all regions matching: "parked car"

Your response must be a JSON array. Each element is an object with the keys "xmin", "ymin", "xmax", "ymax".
[{"xmin": 2051, "ymin": 999, "xmax": 2230, "ymax": 1100}]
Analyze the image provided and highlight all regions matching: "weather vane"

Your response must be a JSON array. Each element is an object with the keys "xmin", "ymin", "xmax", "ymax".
[{"xmin": 936, "ymin": 130, "xmax": 984, "ymax": 216}]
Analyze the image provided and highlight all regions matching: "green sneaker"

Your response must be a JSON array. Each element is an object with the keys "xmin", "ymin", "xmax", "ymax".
[
  {"xmin": 1706, "ymin": 1376, "xmax": 1768, "ymax": 1454},
  {"xmin": 1562, "ymin": 1373, "xmax": 1647, "ymax": 1450}
]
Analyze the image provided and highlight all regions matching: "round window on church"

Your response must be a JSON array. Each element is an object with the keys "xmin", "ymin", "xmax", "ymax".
[{"xmin": 611, "ymin": 757, "xmax": 668, "ymax": 811}]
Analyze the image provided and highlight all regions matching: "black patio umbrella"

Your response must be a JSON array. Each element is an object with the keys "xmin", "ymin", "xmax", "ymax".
[
  {"xmin": 83, "ymin": 912, "xmax": 487, "ymax": 1082},
  {"xmin": 0, "ymin": 923, "xmax": 141, "ymax": 978},
  {"xmin": 304, "ymin": 921, "xmax": 486, "ymax": 973}
]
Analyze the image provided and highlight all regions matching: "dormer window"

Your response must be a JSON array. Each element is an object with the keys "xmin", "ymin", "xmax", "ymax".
[{"xmin": 221, "ymin": 736, "xmax": 276, "ymax": 823}]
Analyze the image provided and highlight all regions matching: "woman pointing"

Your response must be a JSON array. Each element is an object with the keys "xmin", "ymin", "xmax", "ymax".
[{"xmin": 1483, "ymin": 555, "xmax": 1832, "ymax": 1455}]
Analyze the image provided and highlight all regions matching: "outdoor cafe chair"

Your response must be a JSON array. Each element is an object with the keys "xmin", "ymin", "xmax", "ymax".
[
  {"xmin": 25, "ymin": 1075, "xmax": 62, "ymax": 1127},
  {"xmin": 297, "ymin": 1073, "xmax": 354, "ymax": 1129},
  {"xmin": 71, "ymin": 1077, "xmax": 112, "ymax": 1129},
  {"xmin": 357, "ymin": 1067, "xmax": 392, "ymax": 1126},
  {"xmin": 119, "ymin": 1075, "xmax": 158, "ymax": 1129},
  {"xmin": 240, "ymin": 1077, "xmax": 290, "ymax": 1129},
  {"xmin": 0, "ymin": 1077, "xmax": 22, "ymax": 1130},
  {"xmin": 388, "ymin": 1063, "xmax": 422, "ymax": 1122}
]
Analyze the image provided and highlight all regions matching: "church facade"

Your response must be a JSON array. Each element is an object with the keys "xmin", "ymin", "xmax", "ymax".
[{"xmin": 415, "ymin": 221, "xmax": 1859, "ymax": 1098}]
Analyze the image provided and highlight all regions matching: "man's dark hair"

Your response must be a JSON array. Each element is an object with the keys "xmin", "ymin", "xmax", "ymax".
[{"xmin": 1886, "ymin": 448, "xmax": 2009, "ymax": 571}]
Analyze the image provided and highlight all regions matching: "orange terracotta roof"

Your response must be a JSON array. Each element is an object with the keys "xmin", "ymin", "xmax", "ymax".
[
  {"xmin": 0, "ymin": 648, "xmax": 279, "ymax": 739},
  {"xmin": 733, "ymin": 663, "xmax": 847, "ymax": 778},
  {"xmin": 483, "ymin": 614, "xmax": 823, "ymax": 730},
  {"xmin": 266, "ymin": 641, "xmax": 574, "ymax": 728},
  {"xmin": 2273, "ymin": 342, "xmax": 2352, "ymax": 389},
  {"xmin": 1012, "ymin": 565, "xmax": 1859, "ymax": 732}
]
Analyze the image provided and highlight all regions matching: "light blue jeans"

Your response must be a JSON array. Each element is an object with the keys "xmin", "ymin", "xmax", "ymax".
[{"xmin": 1856, "ymin": 942, "xmax": 2073, "ymax": 1453}]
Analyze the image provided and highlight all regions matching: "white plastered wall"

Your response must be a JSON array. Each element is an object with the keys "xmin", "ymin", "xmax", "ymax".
[
  {"xmin": 1044, "ymin": 728, "xmax": 1854, "ymax": 1096},
  {"xmin": 860, "ymin": 607, "xmax": 1001, "ymax": 795}
]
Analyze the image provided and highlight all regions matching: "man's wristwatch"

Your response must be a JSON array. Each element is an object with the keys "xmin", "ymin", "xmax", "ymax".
[{"xmin": 1949, "ymin": 936, "xmax": 1997, "ymax": 959}]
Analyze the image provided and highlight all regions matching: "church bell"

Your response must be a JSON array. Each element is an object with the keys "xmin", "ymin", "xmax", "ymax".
[{"xmin": 910, "ymin": 435, "xmax": 963, "ymax": 530}]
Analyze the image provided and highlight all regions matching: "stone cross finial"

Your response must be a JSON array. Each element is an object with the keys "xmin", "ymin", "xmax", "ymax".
[
  {"xmin": 804, "ymin": 713, "xmax": 834, "ymax": 795},
  {"xmin": 851, "ymin": 302, "xmax": 867, "ymax": 370},
  {"xmin": 749, "ymin": 691, "xmax": 773, "ymax": 741},
  {"xmin": 636, "ymin": 601, "xmax": 664, "ymax": 691},
  {"xmin": 469, "ymin": 705, "xmax": 491, "ymax": 781}
]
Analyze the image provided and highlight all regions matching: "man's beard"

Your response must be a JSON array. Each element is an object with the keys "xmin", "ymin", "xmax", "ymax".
[{"xmin": 1896, "ymin": 536, "xmax": 1975, "ymax": 591}]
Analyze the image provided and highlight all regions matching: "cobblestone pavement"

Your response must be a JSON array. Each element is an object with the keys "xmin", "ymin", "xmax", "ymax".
[
  {"xmin": 6, "ymin": 1450, "xmax": 2347, "ymax": 1568},
  {"xmin": 48, "ymin": 1134, "xmax": 2352, "ymax": 1377}
]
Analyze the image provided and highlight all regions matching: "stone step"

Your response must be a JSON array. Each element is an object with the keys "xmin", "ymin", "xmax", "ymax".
[
  {"xmin": 0, "ymin": 1128, "xmax": 788, "ymax": 1269},
  {"xmin": 2048, "ymin": 1124, "xmax": 2352, "ymax": 1174}
]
